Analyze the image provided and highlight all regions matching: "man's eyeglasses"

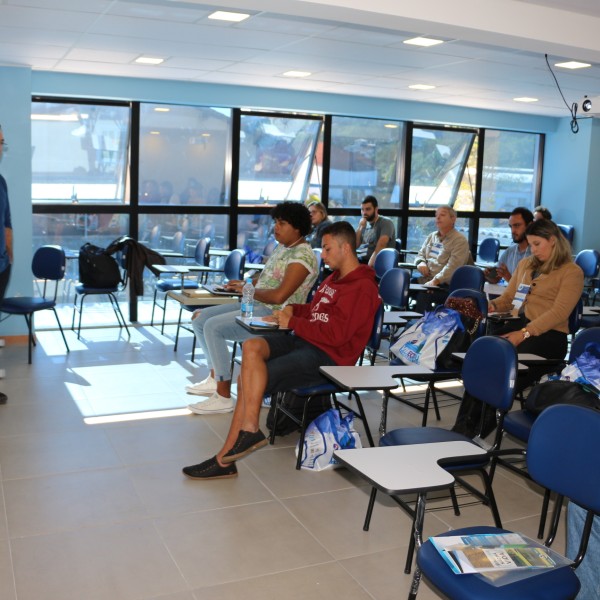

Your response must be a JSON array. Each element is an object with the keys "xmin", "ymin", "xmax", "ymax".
[{"xmin": 0, "ymin": 140, "xmax": 7, "ymax": 150}]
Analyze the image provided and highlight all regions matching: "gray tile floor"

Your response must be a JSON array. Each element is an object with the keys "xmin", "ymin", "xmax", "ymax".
[{"xmin": 0, "ymin": 325, "xmax": 561, "ymax": 600}]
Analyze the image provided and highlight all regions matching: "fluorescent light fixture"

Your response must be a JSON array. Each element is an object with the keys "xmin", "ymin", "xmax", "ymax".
[
  {"xmin": 31, "ymin": 114, "xmax": 82, "ymax": 121},
  {"xmin": 135, "ymin": 56, "xmax": 164, "ymax": 65},
  {"xmin": 154, "ymin": 107, "xmax": 170, "ymax": 112},
  {"xmin": 208, "ymin": 10, "xmax": 249, "ymax": 22},
  {"xmin": 384, "ymin": 124, "xmax": 399, "ymax": 129},
  {"xmin": 201, "ymin": 133, "xmax": 211, "ymax": 137},
  {"xmin": 282, "ymin": 70, "xmax": 311, "ymax": 78},
  {"xmin": 404, "ymin": 36, "xmax": 444, "ymax": 47},
  {"xmin": 555, "ymin": 61, "xmax": 591, "ymax": 70},
  {"xmin": 149, "ymin": 131, "xmax": 161, "ymax": 135},
  {"xmin": 409, "ymin": 84, "xmax": 436, "ymax": 90},
  {"xmin": 513, "ymin": 97, "xmax": 539, "ymax": 103}
]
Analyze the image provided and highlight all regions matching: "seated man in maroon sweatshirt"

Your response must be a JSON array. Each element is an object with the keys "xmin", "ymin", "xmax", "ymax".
[{"xmin": 183, "ymin": 220, "xmax": 381, "ymax": 479}]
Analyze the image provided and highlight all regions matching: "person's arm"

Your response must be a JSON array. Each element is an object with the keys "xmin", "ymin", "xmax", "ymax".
[
  {"xmin": 433, "ymin": 234, "xmax": 470, "ymax": 284},
  {"xmin": 5, "ymin": 227, "xmax": 12, "ymax": 263},
  {"xmin": 356, "ymin": 218, "xmax": 366, "ymax": 247},
  {"xmin": 253, "ymin": 262, "xmax": 310, "ymax": 306},
  {"xmin": 415, "ymin": 234, "xmax": 432, "ymax": 277},
  {"xmin": 367, "ymin": 234, "xmax": 391, "ymax": 267}
]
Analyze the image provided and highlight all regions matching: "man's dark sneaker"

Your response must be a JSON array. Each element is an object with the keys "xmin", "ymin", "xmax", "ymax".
[
  {"xmin": 182, "ymin": 456, "xmax": 238, "ymax": 480},
  {"xmin": 221, "ymin": 429, "xmax": 268, "ymax": 463}
]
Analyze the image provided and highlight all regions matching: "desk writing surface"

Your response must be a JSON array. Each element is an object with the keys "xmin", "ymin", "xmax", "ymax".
[
  {"xmin": 409, "ymin": 283, "xmax": 441, "ymax": 291},
  {"xmin": 583, "ymin": 306, "xmax": 600, "ymax": 315},
  {"xmin": 319, "ymin": 365, "xmax": 432, "ymax": 391},
  {"xmin": 383, "ymin": 313, "xmax": 407, "ymax": 326},
  {"xmin": 334, "ymin": 441, "xmax": 486, "ymax": 495},
  {"xmin": 235, "ymin": 316, "xmax": 291, "ymax": 333}
]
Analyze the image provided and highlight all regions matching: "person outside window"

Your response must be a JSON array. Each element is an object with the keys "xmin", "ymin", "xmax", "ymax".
[
  {"xmin": 182, "ymin": 221, "xmax": 380, "ymax": 479},
  {"xmin": 306, "ymin": 201, "xmax": 329, "ymax": 249},
  {"xmin": 185, "ymin": 202, "xmax": 318, "ymax": 415},
  {"xmin": 355, "ymin": 195, "xmax": 395, "ymax": 267}
]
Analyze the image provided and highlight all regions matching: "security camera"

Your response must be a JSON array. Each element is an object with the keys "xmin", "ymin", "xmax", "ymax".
[{"xmin": 579, "ymin": 95, "xmax": 600, "ymax": 115}]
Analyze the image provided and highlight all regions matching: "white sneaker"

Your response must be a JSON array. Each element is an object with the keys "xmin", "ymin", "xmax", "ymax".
[
  {"xmin": 188, "ymin": 392, "xmax": 234, "ymax": 414},
  {"xmin": 185, "ymin": 375, "xmax": 217, "ymax": 396}
]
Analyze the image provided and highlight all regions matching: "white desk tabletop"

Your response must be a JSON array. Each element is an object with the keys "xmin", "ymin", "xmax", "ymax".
[
  {"xmin": 167, "ymin": 290, "xmax": 239, "ymax": 306},
  {"xmin": 334, "ymin": 441, "xmax": 487, "ymax": 495},
  {"xmin": 583, "ymin": 306, "xmax": 600, "ymax": 316},
  {"xmin": 319, "ymin": 365, "xmax": 432, "ymax": 391},
  {"xmin": 383, "ymin": 313, "xmax": 408, "ymax": 326}
]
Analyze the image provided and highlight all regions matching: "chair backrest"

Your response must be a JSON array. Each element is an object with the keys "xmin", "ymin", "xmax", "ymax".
[
  {"xmin": 569, "ymin": 326, "xmax": 600, "ymax": 362},
  {"xmin": 31, "ymin": 245, "xmax": 66, "ymax": 281},
  {"xmin": 224, "ymin": 249, "xmax": 246, "ymax": 281},
  {"xmin": 449, "ymin": 265, "xmax": 485, "ymax": 293},
  {"xmin": 395, "ymin": 238, "xmax": 403, "ymax": 254},
  {"xmin": 569, "ymin": 297, "xmax": 584, "ymax": 336},
  {"xmin": 263, "ymin": 237, "xmax": 278, "ymax": 261},
  {"xmin": 149, "ymin": 224, "xmax": 161, "ymax": 247},
  {"xmin": 528, "ymin": 404, "xmax": 600, "ymax": 516},
  {"xmin": 463, "ymin": 336, "xmax": 517, "ymax": 413},
  {"xmin": 373, "ymin": 248, "xmax": 399, "ymax": 279},
  {"xmin": 172, "ymin": 231, "xmax": 185, "ymax": 254},
  {"xmin": 447, "ymin": 288, "xmax": 488, "ymax": 339},
  {"xmin": 194, "ymin": 237, "xmax": 211, "ymax": 267},
  {"xmin": 557, "ymin": 224, "xmax": 575, "ymax": 244},
  {"xmin": 365, "ymin": 301, "xmax": 385, "ymax": 355},
  {"xmin": 378, "ymin": 267, "xmax": 410, "ymax": 310},
  {"xmin": 478, "ymin": 237, "xmax": 500, "ymax": 263},
  {"xmin": 575, "ymin": 249, "xmax": 600, "ymax": 278}
]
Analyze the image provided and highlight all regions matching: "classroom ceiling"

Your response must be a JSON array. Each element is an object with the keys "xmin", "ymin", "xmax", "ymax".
[{"xmin": 3, "ymin": 0, "xmax": 600, "ymax": 118}]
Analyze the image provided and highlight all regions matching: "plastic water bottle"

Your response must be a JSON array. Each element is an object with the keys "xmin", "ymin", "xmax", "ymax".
[{"xmin": 241, "ymin": 278, "xmax": 255, "ymax": 319}]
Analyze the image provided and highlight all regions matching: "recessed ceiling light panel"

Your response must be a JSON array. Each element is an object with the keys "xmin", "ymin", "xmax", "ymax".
[
  {"xmin": 404, "ymin": 37, "xmax": 444, "ymax": 47},
  {"xmin": 409, "ymin": 84, "xmax": 436, "ymax": 90},
  {"xmin": 282, "ymin": 70, "xmax": 311, "ymax": 78},
  {"xmin": 208, "ymin": 11, "xmax": 249, "ymax": 22},
  {"xmin": 513, "ymin": 97, "xmax": 539, "ymax": 103},
  {"xmin": 555, "ymin": 61, "xmax": 591, "ymax": 70},
  {"xmin": 135, "ymin": 56, "xmax": 164, "ymax": 65}
]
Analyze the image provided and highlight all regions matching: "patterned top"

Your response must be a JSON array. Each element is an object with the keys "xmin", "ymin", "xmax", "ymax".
[{"xmin": 255, "ymin": 241, "xmax": 318, "ymax": 310}]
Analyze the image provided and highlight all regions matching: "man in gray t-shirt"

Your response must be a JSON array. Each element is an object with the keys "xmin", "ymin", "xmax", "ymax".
[{"xmin": 355, "ymin": 195, "xmax": 396, "ymax": 267}]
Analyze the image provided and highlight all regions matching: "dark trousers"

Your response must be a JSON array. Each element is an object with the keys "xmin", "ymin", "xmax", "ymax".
[{"xmin": 0, "ymin": 263, "xmax": 10, "ymax": 303}]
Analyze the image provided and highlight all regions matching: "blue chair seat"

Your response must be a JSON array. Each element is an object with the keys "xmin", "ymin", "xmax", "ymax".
[
  {"xmin": 155, "ymin": 278, "xmax": 199, "ymax": 292},
  {"xmin": 74, "ymin": 283, "xmax": 119, "ymax": 295},
  {"xmin": 1, "ymin": 297, "xmax": 55, "ymax": 312},
  {"xmin": 503, "ymin": 409, "xmax": 536, "ymax": 442},
  {"xmin": 417, "ymin": 525, "xmax": 579, "ymax": 600}
]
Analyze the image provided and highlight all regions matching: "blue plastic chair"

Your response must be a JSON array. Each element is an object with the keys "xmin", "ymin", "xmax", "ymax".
[
  {"xmin": 271, "ymin": 301, "xmax": 384, "ymax": 469},
  {"xmin": 373, "ymin": 248, "xmax": 399, "ymax": 279},
  {"xmin": 379, "ymin": 267, "xmax": 410, "ymax": 310},
  {"xmin": 412, "ymin": 404, "xmax": 600, "ymax": 600},
  {"xmin": 0, "ymin": 245, "xmax": 70, "ymax": 363},
  {"xmin": 449, "ymin": 265, "xmax": 485, "ymax": 293},
  {"xmin": 557, "ymin": 224, "xmax": 575, "ymax": 244},
  {"xmin": 575, "ymin": 249, "xmax": 600, "ymax": 307},
  {"xmin": 477, "ymin": 237, "xmax": 500, "ymax": 264},
  {"xmin": 371, "ymin": 336, "xmax": 517, "ymax": 573}
]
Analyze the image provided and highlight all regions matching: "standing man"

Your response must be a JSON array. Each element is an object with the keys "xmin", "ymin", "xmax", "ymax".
[
  {"xmin": 0, "ymin": 126, "xmax": 13, "ymax": 405},
  {"xmin": 355, "ymin": 195, "xmax": 396, "ymax": 267},
  {"xmin": 484, "ymin": 207, "xmax": 533, "ymax": 283}
]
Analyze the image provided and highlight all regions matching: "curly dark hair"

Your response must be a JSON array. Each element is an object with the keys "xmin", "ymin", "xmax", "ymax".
[{"xmin": 270, "ymin": 201, "xmax": 312, "ymax": 236}]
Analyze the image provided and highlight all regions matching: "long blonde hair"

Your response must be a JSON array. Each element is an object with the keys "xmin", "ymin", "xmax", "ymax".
[{"xmin": 525, "ymin": 219, "xmax": 572, "ymax": 274}]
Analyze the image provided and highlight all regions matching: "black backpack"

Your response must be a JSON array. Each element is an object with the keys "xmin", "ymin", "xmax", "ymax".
[
  {"xmin": 266, "ymin": 391, "xmax": 333, "ymax": 437},
  {"xmin": 78, "ymin": 243, "xmax": 122, "ymax": 288}
]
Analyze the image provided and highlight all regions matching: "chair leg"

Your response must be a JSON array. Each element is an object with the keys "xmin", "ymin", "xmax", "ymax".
[
  {"xmin": 107, "ymin": 293, "xmax": 130, "ymax": 337},
  {"xmin": 449, "ymin": 486, "xmax": 461, "ymax": 516},
  {"xmin": 52, "ymin": 307, "xmax": 70, "ymax": 353},
  {"xmin": 150, "ymin": 288, "xmax": 158, "ymax": 327},
  {"xmin": 174, "ymin": 307, "xmax": 184, "ymax": 352},
  {"xmin": 405, "ymin": 518, "xmax": 416, "ymax": 574},
  {"xmin": 23, "ymin": 313, "xmax": 33, "ymax": 364},
  {"xmin": 429, "ymin": 383, "xmax": 441, "ymax": 422},
  {"xmin": 538, "ymin": 488, "xmax": 551, "ymax": 539},
  {"xmin": 363, "ymin": 487, "xmax": 378, "ymax": 531},
  {"xmin": 76, "ymin": 293, "xmax": 85, "ymax": 339},
  {"xmin": 160, "ymin": 292, "xmax": 169, "ymax": 334}
]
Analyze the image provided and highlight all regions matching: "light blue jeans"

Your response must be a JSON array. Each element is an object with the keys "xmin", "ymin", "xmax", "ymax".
[
  {"xmin": 191, "ymin": 302, "xmax": 271, "ymax": 381},
  {"xmin": 567, "ymin": 502, "xmax": 600, "ymax": 599}
]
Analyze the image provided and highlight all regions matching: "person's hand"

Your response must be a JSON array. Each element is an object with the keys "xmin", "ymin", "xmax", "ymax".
[
  {"xmin": 224, "ymin": 279, "xmax": 244, "ymax": 293},
  {"xmin": 358, "ymin": 217, "xmax": 367, "ymax": 231},
  {"xmin": 501, "ymin": 330, "xmax": 524, "ymax": 347},
  {"xmin": 496, "ymin": 263, "xmax": 511, "ymax": 281},
  {"xmin": 417, "ymin": 263, "xmax": 430, "ymax": 277},
  {"xmin": 273, "ymin": 307, "xmax": 292, "ymax": 328},
  {"xmin": 191, "ymin": 309, "xmax": 202, "ymax": 320},
  {"xmin": 424, "ymin": 278, "xmax": 439, "ymax": 287}
]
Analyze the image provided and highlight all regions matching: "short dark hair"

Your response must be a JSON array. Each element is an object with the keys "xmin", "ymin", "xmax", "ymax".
[
  {"xmin": 362, "ymin": 195, "xmax": 378, "ymax": 208},
  {"xmin": 321, "ymin": 221, "xmax": 357, "ymax": 252},
  {"xmin": 510, "ymin": 207, "xmax": 534, "ymax": 224},
  {"xmin": 270, "ymin": 201, "xmax": 312, "ymax": 236},
  {"xmin": 534, "ymin": 205, "xmax": 553, "ymax": 220}
]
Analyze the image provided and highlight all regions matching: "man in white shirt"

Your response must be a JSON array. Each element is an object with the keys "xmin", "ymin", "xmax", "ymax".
[{"xmin": 484, "ymin": 207, "xmax": 533, "ymax": 283}]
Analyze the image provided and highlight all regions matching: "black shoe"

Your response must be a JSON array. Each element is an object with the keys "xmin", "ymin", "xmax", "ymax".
[
  {"xmin": 221, "ymin": 429, "xmax": 268, "ymax": 463},
  {"xmin": 182, "ymin": 456, "xmax": 238, "ymax": 479},
  {"xmin": 0, "ymin": 393, "xmax": 6, "ymax": 405}
]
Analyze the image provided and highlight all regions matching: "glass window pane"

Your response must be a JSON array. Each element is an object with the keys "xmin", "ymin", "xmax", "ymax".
[
  {"xmin": 477, "ymin": 216, "xmax": 513, "ymax": 247},
  {"xmin": 139, "ymin": 103, "xmax": 232, "ymax": 206},
  {"xmin": 410, "ymin": 128, "xmax": 476, "ymax": 210},
  {"xmin": 238, "ymin": 115, "xmax": 322, "ymax": 205},
  {"xmin": 32, "ymin": 102, "xmax": 130, "ymax": 204},
  {"xmin": 480, "ymin": 130, "xmax": 541, "ymax": 211},
  {"xmin": 406, "ymin": 215, "xmax": 471, "ymax": 253},
  {"xmin": 329, "ymin": 117, "xmax": 404, "ymax": 210},
  {"xmin": 237, "ymin": 214, "xmax": 276, "ymax": 261},
  {"xmin": 138, "ymin": 213, "xmax": 229, "ymax": 255}
]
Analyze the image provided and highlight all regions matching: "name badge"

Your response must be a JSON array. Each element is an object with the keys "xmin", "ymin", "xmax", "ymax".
[
  {"xmin": 429, "ymin": 242, "xmax": 443, "ymax": 258},
  {"xmin": 512, "ymin": 283, "xmax": 530, "ymax": 311}
]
